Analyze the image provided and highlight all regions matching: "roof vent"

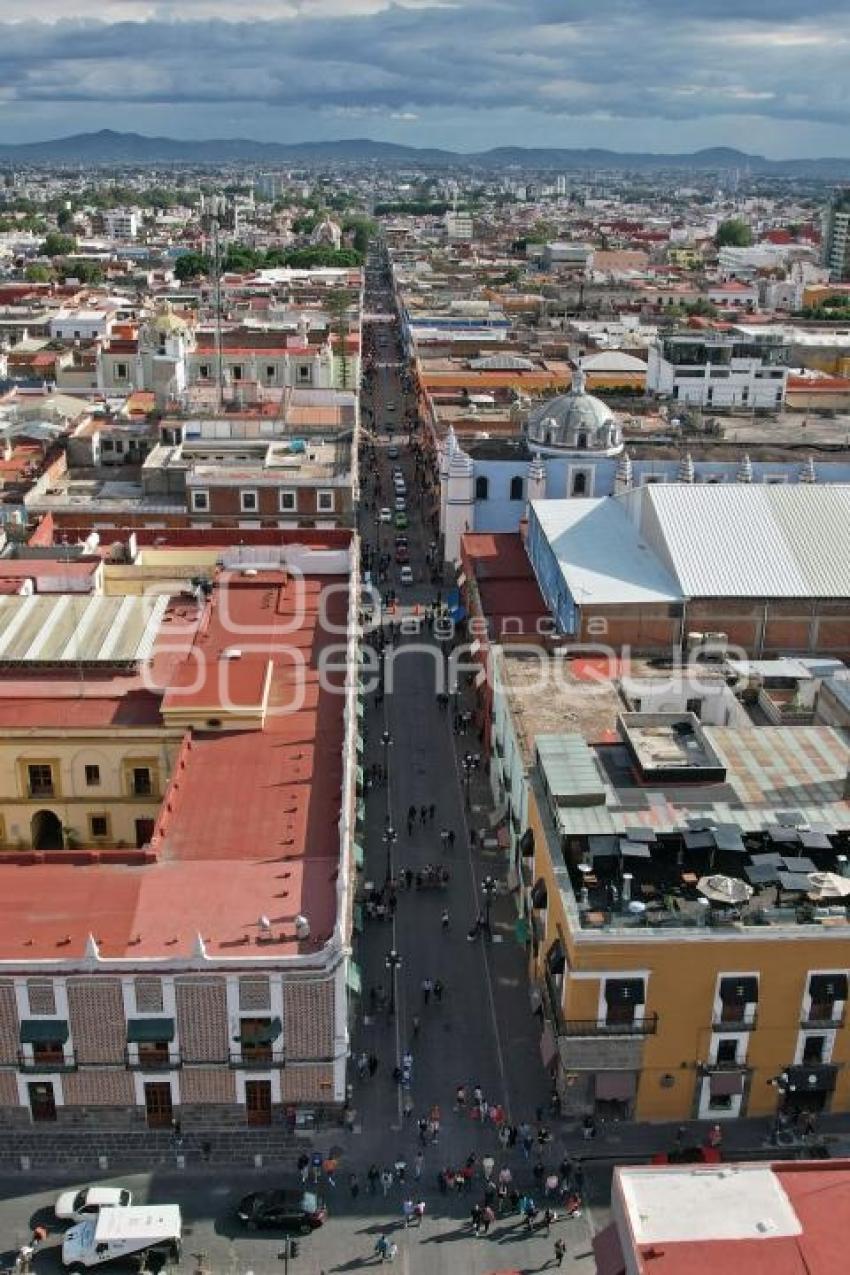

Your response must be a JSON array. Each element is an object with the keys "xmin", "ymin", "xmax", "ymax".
[{"xmin": 223, "ymin": 648, "xmax": 242, "ymax": 660}]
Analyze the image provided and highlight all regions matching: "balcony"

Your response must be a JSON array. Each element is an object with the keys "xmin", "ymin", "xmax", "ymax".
[
  {"xmin": 712, "ymin": 1014, "xmax": 758, "ymax": 1032},
  {"xmin": 229, "ymin": 1050, "xmax": 286, "ymax": 1069},
  {"xmin": 560, "ymin": 1015, "xmax": 659, "ymax": 1039},
  {"xmin": 18, "ymin": 1049, "xmax": 77, "ymax": 1073},
  {"xmin": 124, "ymin": 1047, "xmax": 180, "ymax": 1071},
  {"xmin": 800, "ymin": 1009, "xmax": 844, "ymax": 1030}
]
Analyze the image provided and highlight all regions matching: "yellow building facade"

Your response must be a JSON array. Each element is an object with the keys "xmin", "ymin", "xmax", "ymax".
[{"xmin": 527, "ymin": 761, "xmax": 850, "ymax": 1125}]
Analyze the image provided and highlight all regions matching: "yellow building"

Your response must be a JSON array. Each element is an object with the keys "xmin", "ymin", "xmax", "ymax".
[{"xmin": 525, "ymin": 721, "xmax": 850, "ymax": 1125}]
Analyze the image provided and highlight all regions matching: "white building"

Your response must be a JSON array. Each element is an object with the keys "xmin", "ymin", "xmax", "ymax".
[
  {"xmin": 647, "ymin": 332, "xmax": 790, "ymax": 410},
  {"xmin": 49, "ymin": 308, "xmax": 115, "ymax": 342},
  {"xmin": 103, "ymin": 210, "xmax": 140, "ymax": 241},
  {"xmin": 445, "ymin": 211, "xmax": 474, "ymax": 243}
]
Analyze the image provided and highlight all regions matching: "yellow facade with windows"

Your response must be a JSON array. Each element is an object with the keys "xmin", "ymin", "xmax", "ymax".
[
  {"xmin": 1, "ymin": 729, "xmax": 181, "ymax": 851},
  {"xmin": 526, "ymin": 775, "xmax": 850, "ymax": 1123}
]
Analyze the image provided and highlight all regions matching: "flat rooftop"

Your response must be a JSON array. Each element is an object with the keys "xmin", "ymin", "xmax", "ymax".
[
  {"xmin": 0, "ymin": 563, "xmax": 351, "ymax": 963},
  {"xmin": 610, "ymin": 1160, "xmax": 850, "ymax": 1275}
]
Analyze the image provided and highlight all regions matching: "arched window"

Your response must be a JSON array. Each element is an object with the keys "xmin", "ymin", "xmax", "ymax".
[
  {"xmin": 577, "ymin": 432, "xmax": 588, "ymax": 450},
  {"xmin": 509, "ymin": 475, "xmax": 524, "ymax": 501},
  {"xmin": 572, "ymin": 471, "xmax": 588, "ymax": 496},
  {"xmin": 475, "ymin": 475, "xmax": 489, "ymax": 501}
]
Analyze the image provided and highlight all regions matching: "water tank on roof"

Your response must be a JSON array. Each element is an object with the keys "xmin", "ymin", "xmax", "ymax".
[{"xmin": 289, "ymin": 438, "xmax": 306, "ymax": 453}]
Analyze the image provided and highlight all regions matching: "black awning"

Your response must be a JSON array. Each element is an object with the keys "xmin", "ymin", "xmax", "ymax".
[
  {"xmin": 19, "ymin": 1019, "xmax": 69, "ymax": 1045},
  {"xmin": 531, "ymin": 879, "xmax": 548, "ymax": 909},
  {"xmin": 619, "ymin": 839, "xmax": 652, "ymax": 860},
  {"xmin": 604, "ymin": 978, "xmax": 645, "ymax": 1006},
  {"xmin": 546, "ymin": 940, "xmax": 565, "ymax": 976},
  {"xmin": 784, "ymin": 1064, "xmax": 838, "ymax": 1093},
  {"xmin": 713, "ymin": 825, "xmax": 746, "ymax": 854},
  {"xmin": 520, "ymin": 828, "xmax": 535, "ymax": 857},
  {"xmin": 719, "ymin": 976, "xmax": 758, "ymax": 1005},
  {"xmin": 236, "ymin": 1016, "xmax": 282, "ymax": 1045},
  {"xmin": 127, "ymin": 1017, "xmax": 175, "ymax": 1043},
  {"xmin": 809, "ymin": 973, "xmax": 849, "ymax": 1002}
]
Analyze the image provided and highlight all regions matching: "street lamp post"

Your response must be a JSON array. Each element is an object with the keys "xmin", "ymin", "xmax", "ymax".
[
  {"xmin": 385, "ymin": 948, "xmax": 402, "ymax": 1017},
  {"xmin": 481, "ymin": 875, "xmax": 497, "ymax": 938},
  {"xmin": 383, "ymin": 823, "xmax": 398, "ymax": 886}
]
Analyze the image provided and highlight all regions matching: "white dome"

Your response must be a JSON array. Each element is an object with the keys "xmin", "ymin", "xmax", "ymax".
[{"xmin": 526, "ymin": 369, "xmax": 623, "ymax": 455}]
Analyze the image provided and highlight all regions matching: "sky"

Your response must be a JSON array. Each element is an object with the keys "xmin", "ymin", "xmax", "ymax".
[{"xmin": 0, "ymin": 0, "xmax": 849, "ymax": 156}]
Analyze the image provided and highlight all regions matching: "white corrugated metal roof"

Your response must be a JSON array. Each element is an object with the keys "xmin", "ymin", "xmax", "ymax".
[
  {"xmin": 621, "ymin": 484, "xmax": 850, "ymax": 599},
  {"xmin": 531, "ymin": 499, "xmax": 681, "ymax": 606}
]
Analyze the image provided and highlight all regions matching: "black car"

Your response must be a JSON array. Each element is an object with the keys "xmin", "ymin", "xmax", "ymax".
[{"xmin": 236, "ymin": 1189, "xmax": 327, "ymax": 1232}]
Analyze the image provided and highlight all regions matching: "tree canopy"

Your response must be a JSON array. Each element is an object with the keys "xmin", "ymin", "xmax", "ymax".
[{"xmin": 715, "ymin": 218, "xmax": 753, "ymax": 248}]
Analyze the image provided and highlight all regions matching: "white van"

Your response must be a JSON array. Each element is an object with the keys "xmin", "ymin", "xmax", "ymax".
[{"xmin": 62, "ymin": 1204, "xmax": 182, "ymax": 1270}]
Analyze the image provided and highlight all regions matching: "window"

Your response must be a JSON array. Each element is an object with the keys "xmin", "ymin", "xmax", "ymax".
[
  {"xmin": 199, "ymin": 363, "xmax": 211, "ymax": 379},
  {"xmin": 509, "ymin": 475, "xmax": 524, "ymax": 501},
  {"xmin": 716, "ymin": 1038, "xmax": 738, "ymax": 1065},
  {"xmin": 101, "ymin": 439, "xmax": 114, "ymax": 451},
  {"xmin": 296, "ymin": 364, "xmax": 312, "ymax": 384},
  {"xmin": 577, "ymin": 432, "xmax": 588, "ymax": 450},
  {"xmin": 84, "ymin": 764, "xmax": 101, "ymax": 787},
  {"xmin": 116, "ymin": 362, "xmax": 128, "ymax": 381},
  {"xmin": 88, "ymin": 814, "xmax": 109, "ymax": 839},
  {"xmin": 604, "ymin": 978, "xmax": 645, "ymax": 1028},
  {"xmin": 718, "ymin": 975, "xmax": 758, "ymax": 1024},
  {"xmin": 317, "ymin": 490, "xmax": 334, "ymax": 513},
  {"xmin": 240, "ymin": 490, "xmax": 259, "ymax": 513},
  {"xmin": 807, "ymin": 974, "xmax": 847, "ymax": 1022},
  {"xmin": 685, "ymin": 698, "xmax": 703, "ymax": 717},
  {"xmin": 803, "ymin": 1035, "xmax": 826, "ymax": 1065},
  {"xmin": 475, "ymin": 476, "xmax": 489, "ymax": 501},
  {"xmin": 231, "ymin": 364, "xmax": 243, "ymax": 382},
  {"xmin": 279, "ymin": 490, "xmax": 297, "ymax": 512},
  {"xmin": 27, "ymin": 764, "xmax": 54, "ymax": 798},
  {"xmin": 571, "ymin": 471, "xmax": 588, "ymax": 496},
  {"xmin": 191, "ymin": 490, "xmax": 210, "ymax": 512},
  {"xmin": 132, "ymin": 767, "xmax": 152, "ymax": 796},
  {"xmin": 266, "ymin": 365, "xmax": 276, "ymax": 381}
]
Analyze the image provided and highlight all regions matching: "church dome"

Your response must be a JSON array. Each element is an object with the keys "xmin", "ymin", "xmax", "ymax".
[{"xmin": 525, "ymin": 367, "xmax": 623, "ymax": 456}]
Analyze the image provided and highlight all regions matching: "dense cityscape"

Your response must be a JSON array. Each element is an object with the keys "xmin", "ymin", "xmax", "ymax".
[{"xmin": 1, "ymin": 5, "xmax": 850, "ymax": 1273}]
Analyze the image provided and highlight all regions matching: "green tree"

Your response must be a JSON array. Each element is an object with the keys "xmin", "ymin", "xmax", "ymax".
[
  {"xmin": 173, "ymin": 251, "xmax": 210, "ymax": 282},
  {"xmin": 40, "ymin": 231, "xmax": 77, "ymax": 258},
  {"xmin": 343, "ymin": 215, "xmax": 376, "ymax": 257},
  {"xmin": 715, "ymin": 218, "xmax": 753, "ymax": 248},
  {"xmin": 325, "ymin": 288, "xmax": 355, "ymax": 389},
  {"xmin": 24, "ymin": 263, "xmax": 54, "ymax": 283},
  {"xmin": 56, "ymin": 207, "xmax": 74, "ymax": 230},
  {"xmin": 60, "ymin": 259, "xmax": 103, "ymax": 284}
]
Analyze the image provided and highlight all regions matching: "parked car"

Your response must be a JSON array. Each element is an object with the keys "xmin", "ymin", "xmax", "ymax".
[
  {"xmin": 56, "ymin": 1186, "xmax": 132, "ymax": 1223},
  {"xmin": 395, "ymin": 512, "xmax": 409, "ymax": 530},
  {"xmin": 387, "ymin": 445, "xmax": 399, "ymax": 458},
  {"xmin": 395, "ymin": 497, "xmax": 406, "ymax": 512},
  {"xmin": 395, "ymin": 544, "xmax": 410, "ymax": 564},
  {"xmin": 400, "ymin": 565, "xmax": 414, "ymax": 586},
  {"xmin": 236, "ymin": 1189, "xmax": 327, "ymax": 1233},
  {"xmin": 379, "ymin": 507, "xmax": 392, "ymax": 523}
]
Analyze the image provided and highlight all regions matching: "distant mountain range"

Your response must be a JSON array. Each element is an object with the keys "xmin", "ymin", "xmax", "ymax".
[{"xmin": 1, "ymin": 130, "xmax": 850, "ymax": 176}]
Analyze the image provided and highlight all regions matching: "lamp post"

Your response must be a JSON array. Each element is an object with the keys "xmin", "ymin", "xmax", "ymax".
[
  {"xmin": 385, "ymin": 948, "xmax": 402, "ymax": 1017},
  {"xmin": 481, "ymin": 875, "xmax": 497, "ymax": 937},
  {"xmin": 383, "ymin": 823, "xmax": 398, "ymax": 887}
]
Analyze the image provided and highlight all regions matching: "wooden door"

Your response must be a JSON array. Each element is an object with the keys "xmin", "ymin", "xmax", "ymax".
[
  {"xmin": 28, "ymin": 1082, "xmax": 57, "ymax": 1122},
  {"xmin": 245, "ymin": 1080, "xmax": 272, "ymax": 1126},
  {"xmin": 144, "ymin": 1081, "xmax": 173, "ymax": 1128}
]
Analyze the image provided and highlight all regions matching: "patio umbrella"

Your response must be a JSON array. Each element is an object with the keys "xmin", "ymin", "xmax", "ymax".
[
  {"xmin": 697, "ymin": 875, "xmax": 753, "ymax": 906},
  {"xmin": 807, "ymin": 871, "xmax": 850, "ymax": 901}
]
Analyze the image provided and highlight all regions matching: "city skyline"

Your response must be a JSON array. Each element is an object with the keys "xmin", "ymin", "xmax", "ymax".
[{"xmin": 0, "ymin": 0, "xmax": 849, "ymax": 158}]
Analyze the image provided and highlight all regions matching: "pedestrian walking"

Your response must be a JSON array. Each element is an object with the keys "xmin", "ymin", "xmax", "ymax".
[
  {"xmin": 455, "ymin": 1083, "xmax": 467, "ymax": 1110},
  {"xmin": 447, "ymin": 829, "xmax": 456, "ymax": 849},
  {"xmin": 411, "ymin": 1014, "xmax": 420, "ymax": 1037},
  {"xmin": 367, "ymin": 1164, "xmax": 380, "ymax": 1195},
  {"xmin": 420, "ymin": 805, "xmax": 427, "ymax": 824},
  {"xmin": 418, "ymin": 1116, "xmax": 428, "ymax": 1145},
  {"xmin": 394, "ymin": 1155, "xmax": 407, "ymax": 1184},
  {"xmin": 368, "ymin": 1052, "xmax": 379, "ymax": 1077},
  {"xmin": 434, "ymin": 978, "xmax": 444, "ymax": 1001},
  {"xmin": 428, "ymin": 804, "xmax": 436, "ymax": 820},
  {"xmin": 380, "ymin": 1168, "xmax": 393, "ymax": 1196},
  {"xmin": 542, "ymin": 1206, "xmax": 557, "ymax": 1234},
  {"xmin": 297, "ymin": 1152, "xmax": 309, "ymax": 1183},
  {"xmin": 323, "ymin": 1156, "xmax": 338, "ymax": 1187},
  {"xmin": 482, "ymin": 1154, "xmax": 495, "ymax": 1182},
  {"xmin": 402, "ymin": 1198, "xmax": 414, "ymax": 1227},
  {"xmin": 554, "ymin": 1237, "xmax": 567, "ymax": 1266},
  {"xmin": 582, "ymin": 1114, "xmax": 597, "ymax": 1141},
  {"xmin": 413, "ymin": 1200, "xmax": 426, "ymax": 1226},
  {"xmin": 414, "ymin": 1150, "xmax": 424, "ymax": 1180},
  {"xmin": 421, "ymin": 977, "xmax": 432, "ymax": 1005},
  {"xmin": 349, "ymin": 1172, "xmax": 359, "ymax": 1198},
  {"xmin": 441, "ymin": 908, "xmax": 450, "ymax": 931}
]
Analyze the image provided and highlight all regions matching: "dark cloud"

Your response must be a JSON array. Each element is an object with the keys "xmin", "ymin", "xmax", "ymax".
[{"xmin": 0, "ymin": 3, "xmax": 847, "ymax": 140}]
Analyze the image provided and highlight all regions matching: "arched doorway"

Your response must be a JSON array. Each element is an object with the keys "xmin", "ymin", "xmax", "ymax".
[{"xmin": 31, "ymin": 810, "xmax": 63, "ymax": 850}]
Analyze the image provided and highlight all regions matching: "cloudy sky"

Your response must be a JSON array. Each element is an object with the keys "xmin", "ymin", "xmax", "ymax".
[{"xmin": 0, "ymin": 0, "xmax": 848, "ymax": 155}]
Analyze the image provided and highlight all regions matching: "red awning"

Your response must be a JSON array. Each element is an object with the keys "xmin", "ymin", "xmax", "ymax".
[
  {"xmin": 592, "ymin": 1221, "xmax": 626, "ymax": 1275},
  {"xmin": 595, "ymin": 1071, "xmax": 637, "ymax": 1101}
]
